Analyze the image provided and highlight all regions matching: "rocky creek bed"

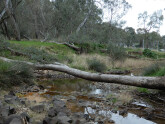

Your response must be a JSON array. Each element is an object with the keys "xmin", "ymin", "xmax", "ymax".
[{"xmin": 0, "ymin": 79, "xmax": 165, "ymax": 124}]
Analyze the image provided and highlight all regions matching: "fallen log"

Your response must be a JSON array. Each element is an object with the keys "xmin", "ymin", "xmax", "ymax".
[
  {"xmin": 0, "ymin": 56, "xmax": 165, "ymax": 90},
  {"xmin": 63, "ymin": 43, "xmax": 80, "ymax": 52}
]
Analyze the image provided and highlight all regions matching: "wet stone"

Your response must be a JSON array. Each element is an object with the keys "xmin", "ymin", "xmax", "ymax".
[
  {"xmin": 30, "ymin": 104, "xmax": 45, "ymax": 113},
  {"xmin": 48, "ymin": 108, "xmax": 58, "ymax": 117},
  {"xmin": 111, "ymin": 109, "xmax": 117, "ymax": 113},
  {"xmin": 57, "ymin": 116, "xmax": 72, "ymax": 124},
  {"xmin": 119, "ymin": 109, "xmax": 128, "ymax": 116},
  {"xmin": 9, "ymin": 118, "xmax": 23, "ymax": 124}
]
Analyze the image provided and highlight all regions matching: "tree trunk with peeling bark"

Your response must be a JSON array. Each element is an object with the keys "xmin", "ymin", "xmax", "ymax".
[{"xmin": 0, "ymin": 56, "xmax": 165, "ymax": 90}]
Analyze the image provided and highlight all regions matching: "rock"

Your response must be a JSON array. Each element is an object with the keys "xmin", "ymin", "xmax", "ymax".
[
  {"xmin": 50, "ymin": 117, "xmax": 58, "ymax": 124},
  {"xmin": 30, "ymin": 105, "xmax": 45, "ymax": 113},
  {"xmin": 43, "ymin": 117, "xmax": 52, "ymax": 124},
  {"xmin": 38, "ymin": 85, "xmax": 45, "ymax": 90},
  {"xmin": 111, "ymin": 109, "xmax": 117, "ymax": 113},
  {"xmin": 107, "ymin": 119, "xmax": 115, "ymax": 123},
  {"xmin": 57, "ymin": 116, "xmax": 72, "ymax": 124},
  {"xmin": 85, "ymin": 122, "xmax": 95, "ymax": 124},
  {"xmin": 8, "ymin": 91, "xmax": 15, "ymax": 96},
  {"xmin": 9, "ymin": 106, "xmax": 16, "ymax": 115},
  {"xmin": 119, "ymin": 109, "xmax": 128, "ymax": 116},
  {"xmin": 95, "ymin": 116, "xmax": 105, "ymax": 124},
  {"xmin": 0, "ymin": 106, "xmax": 9, "ymax": 117},
  {"xmin": 9, "ymin": 118, "xmax": 23, "ymax": 124},
  {"xmin": 0, "ymin": 117, "xmax": 5, "ymax": 124},
  {"xmin": 84, "ymin": 114, "xmax": 90, "ymax": 121},
  {"xmin": 48, "ymin": 108, "xmax": 58, "ymax": 117},
  {"xmin": 4, "ymin": 114, "xmax": 22, "ymax": 124},
  {"xmin": 53, "ymin": 99, "xmax": 66, "ymax": 108},
  {"xmin": 0, "ymin": 100, "xmax": 2, "ymax": 106}
]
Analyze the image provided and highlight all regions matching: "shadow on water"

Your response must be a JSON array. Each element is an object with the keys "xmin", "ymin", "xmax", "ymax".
[{"xmin": 28, "ymin": 79, "xmax": 165, "ymax": 124}]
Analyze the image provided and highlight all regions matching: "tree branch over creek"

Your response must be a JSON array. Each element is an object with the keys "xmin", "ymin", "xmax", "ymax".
[{"xmin": 0, "ymin": 56, "xmax": 165, "ymax": 90}]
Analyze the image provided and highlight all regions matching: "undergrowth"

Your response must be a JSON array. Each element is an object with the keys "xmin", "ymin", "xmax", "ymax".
[
  {"xmin": 0, "ymin": 60, "xmax": 34, "ymax": 88},
  {"xmin": 143, "ymin": 63, "xmax": 165, "ymax": 76}
]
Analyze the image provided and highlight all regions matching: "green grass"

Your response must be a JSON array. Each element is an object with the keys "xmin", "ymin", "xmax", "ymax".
[
  {"xmin": 9, "ymin": 40, "xmax": 75, "ymax": 55},
  {"xmin": 137, "ymin": 88, "xmax": 150, "ymax": 93}
]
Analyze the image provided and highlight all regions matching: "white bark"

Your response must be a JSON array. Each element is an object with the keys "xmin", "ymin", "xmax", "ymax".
[
  {"xmin": 0, "ymin": 56, "xmax": 165, "ymax": 90},
  {"xmin": 0, "ymin": 0, "xmax": 10, "ymax": 21}
]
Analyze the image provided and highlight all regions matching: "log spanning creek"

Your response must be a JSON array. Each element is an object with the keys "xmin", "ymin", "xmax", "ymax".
[{"xmin": 23, "ymin": 79, "xmax": 165, "ymax": 124}]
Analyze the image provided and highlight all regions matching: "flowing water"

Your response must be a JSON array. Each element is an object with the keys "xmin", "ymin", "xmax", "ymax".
[{"xmin": 26, "ymin": 79, "xmax": 165, "ymax": 124}]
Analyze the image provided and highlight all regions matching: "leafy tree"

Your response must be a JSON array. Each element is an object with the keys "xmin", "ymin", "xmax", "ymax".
[
  {"xmin": 103, "ymin": 0, "xmax": 131, "ymax": 24},
  {"xmin": 125, "ymin": 27, "xmax": 136, "ymax": 47},
  {"xmin": 138, "ymin": 10, "xmax": 164, "ymax": 48}
]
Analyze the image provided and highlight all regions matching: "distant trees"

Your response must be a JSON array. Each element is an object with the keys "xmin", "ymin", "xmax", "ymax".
[
  {"xmin": 103, "ymin": 0, "xmax": 131, "ymax": 25},
  {"xmin": 138, "ymin": 10, "xmax": 164, "ymax": 48},
  {"xmin": 0, "ymin": 0, "xmax": 164, "ymax": 50}
]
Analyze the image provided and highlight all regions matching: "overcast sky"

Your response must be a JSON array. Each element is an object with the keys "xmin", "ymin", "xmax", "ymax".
[{"xmin": 101, "ymin": 0, "xmax": 165, "ymax": 36}]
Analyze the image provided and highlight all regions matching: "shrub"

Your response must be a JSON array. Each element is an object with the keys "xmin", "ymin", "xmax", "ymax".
[
  {"xmin": 143, "ymin": 63, "xmax": 165, "ymax": 76},
  {"xmin": 0, "ymin": 61, "xmax": 34, "ymax": 88},
  {"xmin": 87, "ymin": 58, "xmax": 107, "ymax": 73},
  {"xmin": 107, "ymin": 43, "xmax": 127, "ymax": 68},
  {"xmin": 143, "ymin": 49, "xmax": 156, "ymax": 59},
  {"xmin": 23, "ymin": 47, "xmax": 57, "ymax": 63}
]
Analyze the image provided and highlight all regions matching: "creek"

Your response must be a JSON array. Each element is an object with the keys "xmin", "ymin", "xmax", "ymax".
[{"xmin": 24, "ymin": 79, "xmax": 165, "ymax": 124}]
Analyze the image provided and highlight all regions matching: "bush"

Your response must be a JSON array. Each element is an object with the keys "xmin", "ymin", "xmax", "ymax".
[
  {"xmin": 107, "ymin": 43, "xmax": 127, "ymax": 68},
  {"xmin": 23, "ymin": 47, "xmax": 57, "ymax": 63},
  {"xmin": 87, "ymin": 58, "xmax": 107, "ymax": 73},
  {"xmin": 143, "ymin": 49, "xmax": 156, "ymax": 59},
  {"xmin": 0, "ymin": 61, "xmax": 34, "ymax": 88},
  {"xmin": 68, "ymin": 33, "xmax": 106, "ymax": 53},
  {"xmin": 143, "ymin": 63, "xmax": 165, "ymax": 76}
]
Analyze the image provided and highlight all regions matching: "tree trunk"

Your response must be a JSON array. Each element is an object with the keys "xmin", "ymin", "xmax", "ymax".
[
  {"xmin": 2, "ymin": 21, "xmax": 10, "ymax": 40},
  {"xmin": 0, "ymin": 56, "xmax": 165, "ymax": 90},
  {"xmin": 76, "ymin": 7, "xmax": 92, "ymax": 34},
  {"xmin": 5, "ymin": 0, "xmax": 21, "ymax": 41}
]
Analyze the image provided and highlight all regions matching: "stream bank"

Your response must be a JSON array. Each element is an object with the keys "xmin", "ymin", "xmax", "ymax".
[{"xmin": 0, "ymin": 79, "xmax": 165, "ymax": 124}]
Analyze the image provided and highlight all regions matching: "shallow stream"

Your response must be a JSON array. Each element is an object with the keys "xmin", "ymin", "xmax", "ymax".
[{"xmin": 25, "ymin": 79, "xmax": 165, "ymax": 124}]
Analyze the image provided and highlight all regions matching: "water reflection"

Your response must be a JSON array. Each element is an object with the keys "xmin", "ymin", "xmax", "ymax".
[{"xmin": 85, "ymin": 107, "xmax": 156, "ymax": 124}]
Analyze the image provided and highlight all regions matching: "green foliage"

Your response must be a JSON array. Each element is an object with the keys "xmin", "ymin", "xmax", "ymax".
[
  {"xmin": 137, "ymin": 88, "xmax": 149, "ymax": 93},
  {"xmin": 107, "ymin": 43, "xmax": 127, "ymax": 67},
  {"xmin": 22, "ymin": 47, "xmax": 57, "ymax": 63},
  {"xmin": 0, "ymin": 61, "xmax": 34, "ymax": 88},
  {"xmin": 87, "ymin": 58, "xmax": 107, "ymax": 73},
  {"xmin": 143, "ymin": 49, "xmax": 156, "ymax": 58},
  {"xmin": 143, "ymin": 63, "xmax": 165, "ymax": 76},
  {"xmin": 1, "ymin": 41, "xmax": 58, "ymax": 63}
]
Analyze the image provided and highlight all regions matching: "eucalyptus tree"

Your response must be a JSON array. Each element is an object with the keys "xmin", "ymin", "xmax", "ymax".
[
  {"xmin": 52, "ymin": 0, "xmax": 102, "ymax": 37},
  {"xmin": 103, "ymin": 0, "xmax": 131, "ymax": 25},
  {"xmin": 0, "ymin": 0, "xmax": 21, "ymax": 40},
  {"xmin": 125, "ymin": 27, "xmax": 136, "ymax": 47},
  {"xmin": 138, "ymin": 10, "xmax": 164, "ymax": 48}
]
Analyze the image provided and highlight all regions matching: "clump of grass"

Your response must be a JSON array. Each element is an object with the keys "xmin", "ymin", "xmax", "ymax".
[
  {"xmin": 118, "ymin": 92, "xmax": 133, "ymax": 104},
  {"xmin": 87, "ymin": 58, "xmax": 107, "ymax": 73},
  {"xmin": 143, "ymin": 63, "xmax": 165, "ymax": 76},
  {"xmin": 137, "ymin": 88, "xmax": 150, "ymax": 93},
  {"xmin": 0, "ymin": 60, "xmax": 34, "ymax": 88}
]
